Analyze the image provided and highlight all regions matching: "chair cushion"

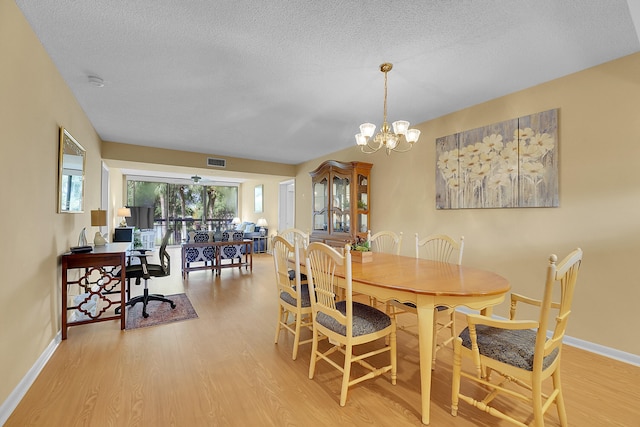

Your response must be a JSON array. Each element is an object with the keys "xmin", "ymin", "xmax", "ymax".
[
  {"xmin": 460, "ymin": 325, "xmax": 559, "ymax": 371},
  {"xmin": 279, "ymin": 284, "xmax": 311, "ymax": 308},
  {"xmin": 288, "ymin": 269, "xmax": 307, "ymax": 282},
  {"xmin": 317, "ymin": 301, "xmax": 391, "ymax": 337}
]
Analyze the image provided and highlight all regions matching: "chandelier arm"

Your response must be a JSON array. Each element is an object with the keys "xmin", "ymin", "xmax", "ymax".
[{"xmin": 387, "ymin": 141, "xmax": 417, "ymax": 153}]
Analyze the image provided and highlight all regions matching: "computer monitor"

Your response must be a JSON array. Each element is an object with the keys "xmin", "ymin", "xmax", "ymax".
[{"xmin": 113, "ymin": 227, "xmax": 134, "ymax": 243}]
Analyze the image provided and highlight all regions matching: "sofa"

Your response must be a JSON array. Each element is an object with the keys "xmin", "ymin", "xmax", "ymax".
[{"xmin": 231, "ymin": 222, "xmax": 268, "ymax": 252}]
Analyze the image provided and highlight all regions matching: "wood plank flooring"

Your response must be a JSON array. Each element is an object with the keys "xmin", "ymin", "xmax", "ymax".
[{"xmin": 6, "ymin": 247, "xmax": 640, "ymax": 426}]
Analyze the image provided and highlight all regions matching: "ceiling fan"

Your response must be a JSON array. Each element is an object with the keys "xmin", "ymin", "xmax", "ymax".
[{"xmin": 190, "ymin": 174, "xmax": 217, "ymax": 186}]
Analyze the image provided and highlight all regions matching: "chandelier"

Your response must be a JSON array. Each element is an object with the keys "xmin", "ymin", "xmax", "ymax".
[{"xmin": 355, "ymin": 63, "xmax": 420, "ymax": 154}]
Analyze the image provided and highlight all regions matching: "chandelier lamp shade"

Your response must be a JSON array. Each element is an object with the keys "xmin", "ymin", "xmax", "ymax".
[{"xmin": 355, "ymin": 63, "xmax": 420, "ymax": 155}]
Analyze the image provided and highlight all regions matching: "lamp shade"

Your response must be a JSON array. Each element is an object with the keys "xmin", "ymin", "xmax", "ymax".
[
  {"xmin": 90, "ymin": 209, "xmax": 107, "ymax": 227},
  {"xmin": 256, "ymin": 218, "xmax": 268, "ymax": 228},
  {"xmin": 117, "ymin": 207, "xmax": 131, "ymax": 218},
  {"xmin": 231, "ymin": 217, "xmax": 241, "ymax": 225}
]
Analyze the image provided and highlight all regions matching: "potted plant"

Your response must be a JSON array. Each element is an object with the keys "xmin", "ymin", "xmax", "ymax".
[{"xmin": 351, "ymin": 235, "xmax": 372, "ymax": 263}]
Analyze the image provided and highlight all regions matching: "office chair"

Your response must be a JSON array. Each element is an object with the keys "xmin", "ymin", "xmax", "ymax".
[{"xmin": 124, "ymin": 229, "xmax": 175, "ymax": 318}]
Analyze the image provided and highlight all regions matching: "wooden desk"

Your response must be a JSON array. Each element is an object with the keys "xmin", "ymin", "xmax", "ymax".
[
  {"xmin": 61, "ymin": 243, "xmax": 130, "ymax": 339},
  {"xmin": 304, "ymin": 251, "xmax": 510, "ymax": 425}
]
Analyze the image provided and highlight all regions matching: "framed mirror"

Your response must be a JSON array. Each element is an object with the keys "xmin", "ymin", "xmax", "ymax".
[{"xmin": 58, "ymin": 127, "xmax": 86, "ymax": 213}]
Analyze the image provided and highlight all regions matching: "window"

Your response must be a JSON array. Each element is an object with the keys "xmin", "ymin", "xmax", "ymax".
[{"xmin": 125, "ymin": 178, "xmax": 238, "ymax": 244}]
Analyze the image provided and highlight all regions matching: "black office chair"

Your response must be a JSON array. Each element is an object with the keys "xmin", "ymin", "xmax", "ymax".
[{"xmin": 124, "ymin": 229, "xmax": 175, "ymax": 318}]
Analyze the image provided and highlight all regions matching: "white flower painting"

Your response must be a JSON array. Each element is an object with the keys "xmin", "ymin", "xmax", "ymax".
[{"xmin": 436, "ymin": 109, "xmax": 558, "ymax": 209}]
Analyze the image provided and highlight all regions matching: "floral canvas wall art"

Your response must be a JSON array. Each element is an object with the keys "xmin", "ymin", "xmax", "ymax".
[{"xmin": 436, "ymin": 109, "xmax": 558, "ymax": 209}]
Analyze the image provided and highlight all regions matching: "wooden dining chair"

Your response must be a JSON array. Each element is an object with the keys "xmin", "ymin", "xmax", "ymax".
[
  {"xmin": 368, "ymin": 230, "xmax": 403, "ymax": 255},
  {"xmin": 451, "ymin": 248, "xmax": 582, "ymax": 427},
  {"xmin": 306, "ymin": 242, "xmax": 397, "ymax": 406},
  {"xmin": 272, "ymin": 235, "xmax": 313, "ymax": 360},
  {"xmin": 367, "ymin": 230, "xmax": 403, "ymax": 307},
  {"xmin": 278, "ymin": 228, "xmax": 310, "ymax": 282},
  {"xmin": 278, "ymin": 228, "xmax": 310, "ymax": 249},
  {"xmin": 390, "ymin": 233, "xmax": 464, "ymax": 366}
]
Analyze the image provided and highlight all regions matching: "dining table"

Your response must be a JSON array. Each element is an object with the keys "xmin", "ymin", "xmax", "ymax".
[{"xmin": 304, "ymin": 250, "xmax": 510, "ymax": 425}]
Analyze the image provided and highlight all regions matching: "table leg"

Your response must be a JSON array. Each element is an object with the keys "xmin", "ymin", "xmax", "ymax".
[{"xmin": 416, "ymin": 297, "xmax": 435, "ymax": 425}]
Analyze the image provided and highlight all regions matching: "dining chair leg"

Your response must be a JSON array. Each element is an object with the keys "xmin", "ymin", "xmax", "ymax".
[
  {"xmin": 292, "ymin": 313, "xmax": 302, "ymax": 360},
  {"xmin": 554, "ymin": 370, "xmax": 568, "ymax": 426},
  {"xmin": 532, "ymin": 381, "xmax": 544, "ymax": 427},
  {"xmin": 451, "ymin": 338, "xmax": 462, "ymax": 417},
  {"xmin": 390, "ymin": 321, "xmax": 397, "ymax": 385},
  {"xmin": 274, "ymin": 306, "xmax": 284, "ymax": 344},
  {"xmin": 340, "ymin": 343, "xmax": 353, "ymax": 407},
  {"xmin": 309, "ymin": 327, "xmax": 319, "ymax": 379}
]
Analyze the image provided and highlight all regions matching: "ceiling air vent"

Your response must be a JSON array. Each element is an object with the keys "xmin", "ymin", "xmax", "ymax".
[{"xmin": 207, "ymin": 157, "xmax": 226, "ymax": 168}]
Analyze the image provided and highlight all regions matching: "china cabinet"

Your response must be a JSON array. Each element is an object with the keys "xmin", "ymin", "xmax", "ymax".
[{"xmin": 309, "ymin": 160, "xmax": 372, "ymax": 248}]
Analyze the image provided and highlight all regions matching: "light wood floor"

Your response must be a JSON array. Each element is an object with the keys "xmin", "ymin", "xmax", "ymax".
[{"xmin": 6, "ymin": 247, "xmax": 640, "ymax": 426}]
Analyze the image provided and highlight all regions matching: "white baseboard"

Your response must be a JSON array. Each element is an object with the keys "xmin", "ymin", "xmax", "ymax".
[
  {"xmin": 0, "ymin": 332, "xmax": 61, "ymax": 425},
  {"xmin": 456, "ymin": 307, "xmax": 640, "ymax": 367},
  {"xmin": 562, "ymin": 335, "xmax": 640, "ymax": 367}
]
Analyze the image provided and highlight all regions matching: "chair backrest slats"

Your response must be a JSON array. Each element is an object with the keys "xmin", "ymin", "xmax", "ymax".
[
  {"xmin": 368, "ymin": 230, "xmax": 403, "ymax": 255},
  {"xmin": 415, "ymin": 233, "xmax": 464, "ymax": 265},
  {"xmin": 306, "ymin": 242, "xmax": 352, "ymax": 334},
  {"xmin": 278, "ymin": 228, "xmax": 309, "ymax": 249}
]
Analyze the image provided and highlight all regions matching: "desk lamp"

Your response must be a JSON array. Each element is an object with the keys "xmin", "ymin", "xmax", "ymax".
[
  {"xmin": 256, "ymin": 218, "xmax": 268, "ymax": 236},
  {"xmin": 90, "ymin": 209, "xmax": 107, "ymax": 246},
  {"xmin": 117, "ymin": 207, "xmax": 131, "ymax": 227}
]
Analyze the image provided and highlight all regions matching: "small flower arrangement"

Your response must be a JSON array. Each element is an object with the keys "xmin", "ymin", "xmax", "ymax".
[{"xmin": 352, "ymin": 235, "xmax": 370, "ymax": 252}]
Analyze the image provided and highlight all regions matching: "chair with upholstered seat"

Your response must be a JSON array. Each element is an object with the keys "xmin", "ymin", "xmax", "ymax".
[
  {"xmin": 390, "ymin": 233, "xmax": 464, "ymax": 366},
  {"xmin": 368, "ymin": 230, "xmax": 403, "ymax": 255},
  {"xmin": 123, "ymin": 229, "xmax": 175, "ymax": 318},
  {"xmin": 367, "ymin": 230, "xmax": 403, "ymax": 307},
  {"xmin": 306, "ymin": 242, "xmax": 397, "ymax": 406},
  {"xmin": 219, "ymin": 230, "xmax": 246, "ymax": 269},
  {"xmin": 278, "ymin": 228, "xmax": 310, "ymax": 282},
  {"xmin": 451, "ymin": 248, "xmax": 582, "ymax": 427},
  {"xmin": 278, "ymin": 228, "xmax": 309, "ymax": 249},
  {"xmin": 272, "ymin": 235, "xmax": 313, "ymax": 360}
]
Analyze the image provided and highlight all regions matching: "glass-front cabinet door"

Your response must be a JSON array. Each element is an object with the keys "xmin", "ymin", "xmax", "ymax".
[
  {"xmin": 356, "ymin": 173, "xmax": 369, "ymax": 234},
  {"xmin": 312, "ymin": 177, "xmax": 328, "ymax": 232},
  {"xmin": 331, "ymin": 173, "xmax": 350, "ymax": 234}
]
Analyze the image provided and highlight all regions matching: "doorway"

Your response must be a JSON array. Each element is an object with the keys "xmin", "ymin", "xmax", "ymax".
[{"xmin": 278, "ymin": 179, "xmax": 295, "ymax": 232}]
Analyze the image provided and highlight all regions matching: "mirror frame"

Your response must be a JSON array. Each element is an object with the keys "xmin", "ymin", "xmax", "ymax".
[{"xmin": 58, "ymin": 127, "xmax": 86, "ymax": 213}]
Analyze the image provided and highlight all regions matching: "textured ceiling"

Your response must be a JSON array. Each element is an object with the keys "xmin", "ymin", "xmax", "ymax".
[{"xmin": 15, "ymin": 0, "xmax": 640, "ymax": 167}]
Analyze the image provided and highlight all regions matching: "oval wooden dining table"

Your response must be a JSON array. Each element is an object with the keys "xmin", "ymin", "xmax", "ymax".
[{"xmin": 302, "ymin": 251, "xmax": 510, "ymax": 425}]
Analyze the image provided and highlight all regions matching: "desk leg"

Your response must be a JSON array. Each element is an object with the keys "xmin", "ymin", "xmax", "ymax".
[
  {"xmin": 62, "ymin": 259, "xmax": 68, "ymax": 340},
  {"xmin": 416, "ymin": 297, "xmax": 435, "ymax": 425}
]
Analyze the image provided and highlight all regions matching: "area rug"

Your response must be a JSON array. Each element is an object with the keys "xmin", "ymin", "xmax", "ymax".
[{"xmin": 125, "ymin": 293, "xmax": 198, "ymax": 330}]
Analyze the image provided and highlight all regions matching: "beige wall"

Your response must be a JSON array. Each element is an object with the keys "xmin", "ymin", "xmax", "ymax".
[
  {"xmin": 0, "ymin": 0, "xmax": 104, "ymax": 405},
  {"xmin": 296, "ymin": 52, "xmax": 640, "ymax": 356},
  {"xmin": 3, "ymin": 0, "xmax": 639, "ymax": 413}
]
